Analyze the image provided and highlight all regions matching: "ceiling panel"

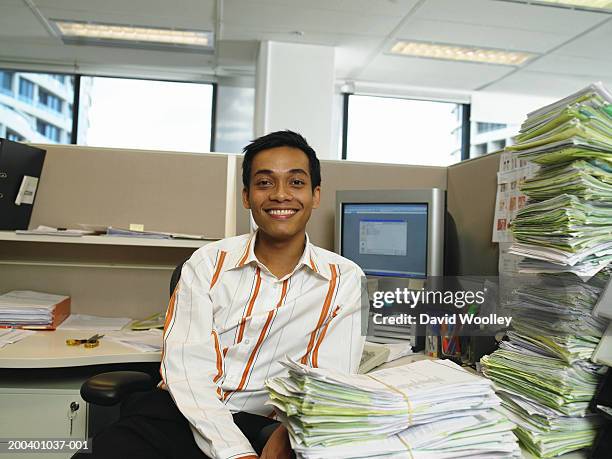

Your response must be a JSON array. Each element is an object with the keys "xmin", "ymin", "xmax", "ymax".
[
  {"xmin": 222, "ymin": 0, "xmax": 404, "ymax": 37},
  {"xmin": 395, "ymin": 18, "xmax": 567, "ymax": 53},
  {"xmin": 235, "ymin": 0, "xmax": 419, "ymax": 15},
  {"xmin": 358, "ymin": 54, "xmax": 512, "ymax": 90},
  {"xmin": 484, "ymin": 70, "xmax": 612, "ymax": 97},
  {"xmin": 34, "ymin": 0, "xmax": 215, "ymax": 18},
  {"xmin": 414, "ymin": 0, "xmax": 606, "ymax": 34},
  {"xmin": 528, "ymin": 54, "xmax": 612, "ymax": 77},
  {"xmin": 552, "ymin": 19, "xmax": 612, "ymax": 61},
  {"xmin": 0, "ymin": 3, "xmax": 51, "ymax": 37},
  {"xmin": 34, "ymin": 0, "xmax": 216, "ymax": 29}
]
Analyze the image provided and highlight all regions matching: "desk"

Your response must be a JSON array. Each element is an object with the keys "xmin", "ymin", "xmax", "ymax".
[
  {"xmin": 0, "ymin": 330, "xmax": 160, "ymax": 459},
  {"xmin": 0, "ymin": 329, "xmax": 161, "ymax": 368}
]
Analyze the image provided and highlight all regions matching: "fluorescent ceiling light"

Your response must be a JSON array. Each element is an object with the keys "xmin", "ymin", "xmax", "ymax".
[
  {"xmin": 496, "ymin": 0, "xmax": 612, "ymax": 11},
  {"xmin": 390, "ymin": 41, "xmax": 536, "ymax": 66},
  {"xmin": 526, "ymin": 0, "xmax": 612, "ymax": 10},
  {"xmin": 51, "ymin": 20, "xmax": 214, "ymax": 51}
]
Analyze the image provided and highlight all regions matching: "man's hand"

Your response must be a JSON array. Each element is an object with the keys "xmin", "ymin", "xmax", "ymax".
[{"xmin": 260, "ymin": 424, "xmax": 293, "ymax": 459}]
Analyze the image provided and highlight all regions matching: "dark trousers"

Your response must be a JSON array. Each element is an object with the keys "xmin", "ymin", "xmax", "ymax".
[{"xmin": 73, "ymin": 389, "xmax": 280, "ymax": 459}]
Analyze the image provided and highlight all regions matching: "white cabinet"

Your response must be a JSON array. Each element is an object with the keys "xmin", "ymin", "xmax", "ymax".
[{"xmin": 0, "ymin": 376, "xmax": 88, "ymax": 459}]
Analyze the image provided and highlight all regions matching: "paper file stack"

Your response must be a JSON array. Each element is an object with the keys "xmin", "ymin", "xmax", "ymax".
[
  {"xmin": 482, "ymin": 83, "xmax": 611, "ymax": 457},
  {"xmin": 507, "ymin": 82, "xmax": 612, "ymax": 277},
  {"xmin": 266, "ymin": 357, "xmax": 520, "ymax": 459},
  {"xmin": 0, "ymin": 290, "xmax": 70, "ymax": 329}
]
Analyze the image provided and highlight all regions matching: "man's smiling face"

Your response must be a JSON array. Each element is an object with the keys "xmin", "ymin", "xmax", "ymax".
[{"xmin": 242, "ymin": 146, "xmax": 320, "ymax": 241}]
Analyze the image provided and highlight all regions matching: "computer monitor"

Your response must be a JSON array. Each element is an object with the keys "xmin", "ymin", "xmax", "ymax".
[
  {"xmin": 335, "ymin": 189, "xmax": 445, "ymax": 278},
  {"xmin": 0, "ymin": 139, "xmax": 46, "ymax": 230}
]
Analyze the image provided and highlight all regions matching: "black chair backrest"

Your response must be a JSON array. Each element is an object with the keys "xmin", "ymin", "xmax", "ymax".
[{"xmin": 170, "ymin": 259, "xmax": 188, "ymax": 297}]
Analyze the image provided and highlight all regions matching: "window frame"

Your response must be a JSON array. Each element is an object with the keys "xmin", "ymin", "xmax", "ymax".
[
  {"xmin": 341, "ymin": 93, "xmax": 472, "ymax": 164},
  {"xmin": 1, "ymin": 68, "xmax": 217, "ymax": 151}
]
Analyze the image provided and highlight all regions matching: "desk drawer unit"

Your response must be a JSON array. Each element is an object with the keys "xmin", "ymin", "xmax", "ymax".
[{"xmin": 0, "ymin": 383, "xmax": 88, "ymax": 459}]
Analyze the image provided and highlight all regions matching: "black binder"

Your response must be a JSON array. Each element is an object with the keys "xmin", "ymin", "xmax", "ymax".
[{"xmin": 0, "ymin": 139, "xmax": 46, "ymax": 230}]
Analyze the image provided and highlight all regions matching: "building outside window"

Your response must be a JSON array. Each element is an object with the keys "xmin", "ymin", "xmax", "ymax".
[
  {"xmin": 36, "ymin": 119, "xmax": 60, "ymax": 142},
  {"xmin": 6, "ymin": 128, "xmax": 24, "ymax": 142},
  {"xmin": 0, "ymin": 70, "xmax": 75, "ymax": 143},
  {"xmin": 18, "ymin": 78, "xmax": 34, "ymax": 100},
  {"xmin": 0, "ymin": 71, "xmax": 13, "ymax": 94},
  {"xmin": 344, "ymin": 94, "xmax": 463, "ymax": 166},
  {"xmin": 39, "ymin": 88, "xmax": 63, "ymax": 113}
]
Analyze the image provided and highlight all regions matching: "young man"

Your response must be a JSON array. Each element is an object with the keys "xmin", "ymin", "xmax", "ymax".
[{"xmin": 79, "ymin": 131, "xmax": 365, "ymax": 459}]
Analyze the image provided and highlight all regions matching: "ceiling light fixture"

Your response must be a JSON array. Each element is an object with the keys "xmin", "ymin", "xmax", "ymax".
[
  {"xmin": 496, "ymin": 0, "xmax": 612, "ymax": 12},
  {"xmin": 535, "ymin": 0, "xmax": 612, "ymax": 7},
  {"xmin": 51, "ymin": 20, "xmax": 214, "ymax": 52},
  {"xmin": 389, "ymin": 40, "xmax": 537, "ymax": 66}
]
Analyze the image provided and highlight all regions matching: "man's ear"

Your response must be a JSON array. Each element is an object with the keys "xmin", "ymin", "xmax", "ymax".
[
  {"xmin": 312, "ymin": 186, "xmax": 321, "ymax": 209},
  {"xmin": 242, "ymin": 187, "xmax": 251, "ymax": 209}
]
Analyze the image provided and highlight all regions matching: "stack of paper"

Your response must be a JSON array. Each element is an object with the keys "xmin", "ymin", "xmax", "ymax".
[
  {"xmin": 0, "ymin": 290, "xmax": 69, "ymax": 327},
  {"xmin": 506, "ymin": 83, "xmax": 612, "ymax": 276},
  {"xmin": 481, "ymin": 341, "xmax": 605, "ymax": 457},
  {"xmin": 483, "ymin": 83, "xmax": 611, "ymax": 457},
  {"xmin": 266, "ymin": 357, "xmax": 520, "ymax": 459}
]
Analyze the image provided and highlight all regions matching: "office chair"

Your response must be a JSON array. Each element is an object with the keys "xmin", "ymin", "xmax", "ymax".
[{"xmin": 80, "ymin": 259, "xmax": 279, "ymax": 452}]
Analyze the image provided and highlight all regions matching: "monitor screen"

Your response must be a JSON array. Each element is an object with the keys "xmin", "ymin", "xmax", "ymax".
[{"xmin": 341, "ymin": 203, "xmax": 428, "ymax": 278}]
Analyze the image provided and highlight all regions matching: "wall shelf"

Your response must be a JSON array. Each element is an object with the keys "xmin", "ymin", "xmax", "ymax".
[{"xmin": 0, "ymin": 231, "xmax": 213, "ymax": 249}]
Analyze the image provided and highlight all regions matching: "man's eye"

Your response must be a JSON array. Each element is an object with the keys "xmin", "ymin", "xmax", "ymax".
[
  {"xmin": 257, "ymin": 180, "xmax": 272, "ymax": 186},
  {"xmin": 291, "ymin": 179, "xmax": 305, "ymax": 186}
]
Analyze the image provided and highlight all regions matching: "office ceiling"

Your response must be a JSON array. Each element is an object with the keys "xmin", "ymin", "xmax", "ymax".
[{"xmin": 0, "ymin": 0, "xmax": 611, "ymax": 97}]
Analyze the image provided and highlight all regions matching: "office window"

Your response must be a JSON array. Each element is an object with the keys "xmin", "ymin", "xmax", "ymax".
[
  {"xmin": 0, "ymin": 71, "xmax": 13, "ymax": 93},
  {"xmin": 18, "ymin": 78, "xmax": 34, "ymax": 100},
  {"xmin": 36, "ymin": 119, "xmax": 61, "ymax": 142},
  {"xmin": 0, "ymin": 69, "xmax": 75, "ymax": 144},
  {"xmin": 39, "ymin": 89, "xmax": 63, "ymax": 113},
  {"xmin": 344, "ymin": 95, "xmax": 464, "ymax": 166},
  {"xmin": 78, "ymin": 76, "xmax": 214, "ymax": 151}
]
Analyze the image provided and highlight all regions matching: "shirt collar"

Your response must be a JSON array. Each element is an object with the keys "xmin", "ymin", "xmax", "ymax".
[{"xmin": 227, "ymin": 231, "xmax": 331, "ymax": 280}]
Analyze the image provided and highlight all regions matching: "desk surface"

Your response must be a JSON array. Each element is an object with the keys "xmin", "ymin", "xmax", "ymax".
[{"xmin": 0, "ymin": 329, "xmax": 161, "ymax": 368}]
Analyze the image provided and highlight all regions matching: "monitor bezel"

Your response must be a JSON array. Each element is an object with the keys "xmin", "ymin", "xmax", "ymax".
[{"xmin": 335, "ymin": 189, "xmax": 445, "ymax": 277}]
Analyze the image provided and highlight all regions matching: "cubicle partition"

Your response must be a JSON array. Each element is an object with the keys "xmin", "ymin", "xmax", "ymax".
[
  {"xmin": 446, "ymin": 153, "xmax": 501, "ymax": 276},
  {"xmin": 0, "ymin": 144, "xmax": 500, "ymax": 320},
  {"xmin": 0, "ymin": 144, "xmax": 237, "ymax": 318}
]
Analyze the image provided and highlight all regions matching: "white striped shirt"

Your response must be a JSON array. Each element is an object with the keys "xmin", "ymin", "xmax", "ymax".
[{"xmin": 161, "ymin": 232, "xmax": 365, "ymax": 459}]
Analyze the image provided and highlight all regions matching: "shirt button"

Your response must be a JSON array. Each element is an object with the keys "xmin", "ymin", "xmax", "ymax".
[{"xmin": 244, "ymin": 339, "xmax": 250, "ymax": 345}]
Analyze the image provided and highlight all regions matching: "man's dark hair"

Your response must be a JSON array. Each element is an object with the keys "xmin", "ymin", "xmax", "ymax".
[{"xmin": 242, "ymin": 130, "xmax": 321, "ymax": 191}]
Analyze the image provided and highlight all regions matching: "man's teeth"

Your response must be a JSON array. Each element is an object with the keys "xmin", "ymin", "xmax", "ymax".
[{"xmin": 268, "ymin": 209, "xmax": 297, "ymax": 216}]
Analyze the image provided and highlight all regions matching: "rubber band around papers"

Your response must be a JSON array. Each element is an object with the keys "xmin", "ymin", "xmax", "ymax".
[{"xmin": 365, "ymin": 373, "xmax": 414, "ymax": 426}]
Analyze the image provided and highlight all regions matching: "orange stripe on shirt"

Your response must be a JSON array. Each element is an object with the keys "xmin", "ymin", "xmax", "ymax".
[
  {"xmin": 224, "ymin": 280, "xmax": 289, "ymax": 401},
  {"xmin": 309, "ymin": 256, "xmax": 318, "ymax": 273},
  {"xmin": 312, "ymin": 305, "xmax": 341, "ymax": 368},
  {"xmin": 236, "ymin": 267, "xmax": 261, "ymax": 344},
  {"xmin": 237, "ymin": 237, "xmax": 253, "ymax": 267},
  {"xmin": 232, "ymin": 309, "xmax": 275, "ymax": 396},
  {"xmin": 210, "ymin": 251, "xmax": 227, "ymax": 289},
  {"xmin": 159, "ymin": 283, "xmax": 180, "ymax": 383},
  {"xmin": 212, "ymin": 330, "xmax": 223, "ymax": 383},
  {"xmin": 301, "ymin": 264, "xmax": 338, "ymax": 365}
]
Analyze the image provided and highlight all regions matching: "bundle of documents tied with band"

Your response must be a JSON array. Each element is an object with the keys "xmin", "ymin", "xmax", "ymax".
[
  {"xmin": 266, "ymin": 357, "xmax": 520, "ymax": 459},
  {"xmin": 482, "ymin": 82, "xmax": 611, "ymax": 458}
]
